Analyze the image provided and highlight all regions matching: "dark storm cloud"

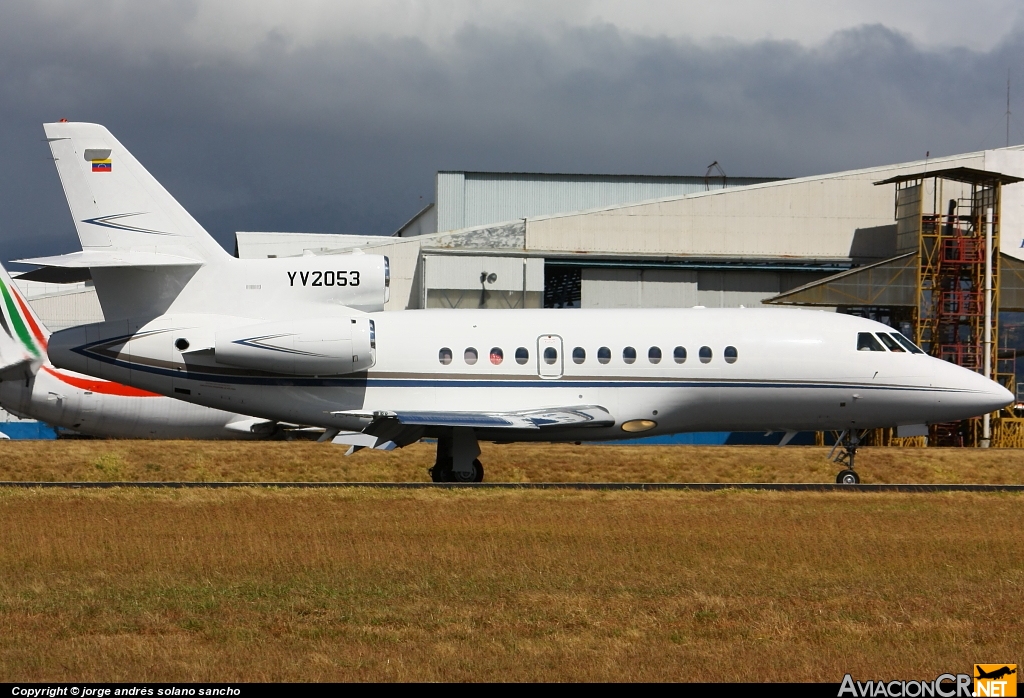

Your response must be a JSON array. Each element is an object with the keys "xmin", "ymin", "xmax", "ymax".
[{"xmin": 1, "ymin": 4, "xmax": 1023, "ymax": 266}]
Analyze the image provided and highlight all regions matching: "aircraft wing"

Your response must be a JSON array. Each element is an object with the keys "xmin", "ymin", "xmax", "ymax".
[
  {"xmin": 381, "ymin": 405, "xmax": 615, "ymax": 429},
  {"xmin": 329, "ymin": 405, "xmax": 615, "ymax": 452}
]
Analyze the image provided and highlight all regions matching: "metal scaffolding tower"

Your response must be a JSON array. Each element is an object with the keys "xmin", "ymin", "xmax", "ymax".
[{"xmin": 876, "ymin": 167, "xmax": 1023, "ymax": 445}]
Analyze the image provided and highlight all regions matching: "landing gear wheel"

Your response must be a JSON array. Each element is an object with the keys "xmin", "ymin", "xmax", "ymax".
[
  {"xmin": 835, "ymin": 469, "xmax": 860, "ymax": 485},
  {"xmin": 449, "ymin": 459, "xmax": 484, "ymax": 483},
  {"xmin": 429, "ymin": 458, "xmax": 484, "ymax": 482},
  {"xmin": 828, "ymin": 429, "xmax": 865, "ymax": 484},
  {"xmin": 429, "ymin": 459, "xmax": 452, "ymax": 483}
]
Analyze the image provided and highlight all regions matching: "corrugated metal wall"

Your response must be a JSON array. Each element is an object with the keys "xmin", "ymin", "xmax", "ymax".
[
  {"xmin": 14, "ymin": 281, "xmax": 105, "ymax": 332},
  {"xmin": 436, "ymin": 171, "xmax": 777, "ymax": 233},
  {"xmin": 26, "ymin": 288, "xmax": 104, "ymax": 332}
]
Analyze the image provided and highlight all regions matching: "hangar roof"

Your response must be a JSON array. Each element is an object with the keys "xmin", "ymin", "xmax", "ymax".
[{"xmin": 874, "ymin": 167, "xmax": 1024, "ymax": 187}]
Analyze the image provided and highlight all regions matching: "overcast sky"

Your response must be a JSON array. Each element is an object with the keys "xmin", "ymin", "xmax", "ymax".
[{"xmin": 2, "ymin": 0, "xmax": 1024, "ymax": 266}]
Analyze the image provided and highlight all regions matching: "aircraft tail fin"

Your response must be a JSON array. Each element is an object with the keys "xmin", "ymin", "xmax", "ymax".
[
  {"xmin": 42, "ymin": 121, "xmax": 230, "ymax": 266},
  {"xmin": 0, "ymin": 261, "xmax": 49, "ymax": 360}
]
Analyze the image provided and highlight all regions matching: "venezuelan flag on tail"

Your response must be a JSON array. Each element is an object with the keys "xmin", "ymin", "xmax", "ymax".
[{"xmin": 91, "ymin": 158, "xmax": 111, "ymax": 172}]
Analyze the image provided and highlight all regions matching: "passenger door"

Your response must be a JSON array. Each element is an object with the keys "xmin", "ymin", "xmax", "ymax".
[{"xmin": 537, "ymin": 335, "xmax": 563, "ymax": 379}]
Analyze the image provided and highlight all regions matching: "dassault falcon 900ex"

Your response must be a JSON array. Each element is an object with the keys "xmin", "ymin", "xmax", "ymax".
[{"xmin": 26, "ymin": 122, "xmax": 1012, "ymax": 482}]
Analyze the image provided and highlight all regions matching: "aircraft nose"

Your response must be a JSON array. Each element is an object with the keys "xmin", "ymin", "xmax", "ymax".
[
  {"xmin": 988, "ymin": 383, "xmax": 1015, "ymax": 411},
  {"xmin": 958, "ymin": 366, "xmax": 1014, "ymax": 413}
]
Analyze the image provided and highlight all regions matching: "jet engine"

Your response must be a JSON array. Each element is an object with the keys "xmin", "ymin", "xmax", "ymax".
[{"xmin": 215, "ymin": 317, "xmax": 375, "ymax": 375}]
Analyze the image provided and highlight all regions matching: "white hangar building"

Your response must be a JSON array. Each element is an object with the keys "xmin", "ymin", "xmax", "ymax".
[{"xmin": 233, "ymin": 147, "xmax": 1024, "ymax": 315}]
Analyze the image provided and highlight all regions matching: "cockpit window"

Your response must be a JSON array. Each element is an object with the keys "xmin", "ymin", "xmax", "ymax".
[
  {"xmin": 876, "ymin": 333, "xmax": 905, "ymax": 352},
  {"xmin": 891, "ymin": 333, "xmax": 924, "ymax": 354},
  {"xmin": 857, "ymin": 333, "xmax": 885, "ymax": 351}
]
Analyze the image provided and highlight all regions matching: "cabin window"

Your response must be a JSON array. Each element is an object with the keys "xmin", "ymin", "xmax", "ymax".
[
  {"xmin": 699, "ymin": 346, "xmax": 712, "ymax": 363},
  {"xmin": 673, "ymin": 346, "xmax": 687, "ymax": 364},
  {"xmin": 439, "ymin": 347, "xmax": 453, "ymax": 365},
  {"xmin": 489, "ymin": 347, "xmax": 504, "ymax": 365},
  {"xmin": 515, "ymin": 347, "xmax": 529, "ymax": 365},
  {"xmin": 891, "ymin": 333, "xmax": 924, "ymax": 354},
  {"xmin": 876, "ymin": 333, "xmax": 905, "ymax": 352},
  {"xmin": 543, "ymin": 347, "xmax": 558, "ymax": 365},
  {"xmin": 648, "ymin": 346, "xmax": 662, "ymax": 364},
  {"xmin": 623, "ymin": 346, "xmax": 637, "ymax": 364},
  {"xmin": 464, "ymin": 347, "xmax": 478, "ymax": 365},
  {"xmin": 573, "ymin": 347, "xmax": 586, "ymax": 364},
  {"xmin": 857, "ymin": 333, "xmax": 885, "ymax": 351},
  {"xmin": 724, "ymin": 346, "xmax": 738, "ymax": 363},
  {"xmin": 598, "ymin": 347, "xmax": 611, "ymax": 364}
]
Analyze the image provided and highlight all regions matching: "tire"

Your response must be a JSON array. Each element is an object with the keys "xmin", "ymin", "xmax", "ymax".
[
  {"xmin": 450, "ymin": 459, "xmax": 484, "ymax": 483},
  {"xmin": 835, "ymin": 469, "xmax": 860, "ymax": 485},
  {"xmin": 430, "ymin": 458, "xmax": 452, "ymax": 483}
]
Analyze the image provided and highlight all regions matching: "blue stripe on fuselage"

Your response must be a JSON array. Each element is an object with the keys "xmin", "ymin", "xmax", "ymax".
[{"xmin": 70, "ymin": 341, "xmax": 977, "ymax": 395}]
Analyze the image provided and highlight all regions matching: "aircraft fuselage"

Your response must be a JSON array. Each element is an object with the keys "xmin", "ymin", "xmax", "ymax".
[{"xmin": 47, "ymin": 306, "xmax": 1012, "ymax": 441}]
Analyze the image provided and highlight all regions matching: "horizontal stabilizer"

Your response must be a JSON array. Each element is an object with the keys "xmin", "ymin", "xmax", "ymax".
[
  {"xmin": 15, "ymin": 250, "xmax": 203, "ymax": 268},
  {"xmin": 14, "ymin": 267, "xmax": 92, "ymax": 284}
]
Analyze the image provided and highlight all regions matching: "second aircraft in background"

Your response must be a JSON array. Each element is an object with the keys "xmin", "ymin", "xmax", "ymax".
[{"xmin": 0, "ymin": 261, "xmax": 292, "ymax": 439}]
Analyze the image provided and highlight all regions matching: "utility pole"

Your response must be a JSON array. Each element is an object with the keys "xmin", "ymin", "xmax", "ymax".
[{"xmin": 982, "ymin": 207, "xmax": 994, "ymax": 447}]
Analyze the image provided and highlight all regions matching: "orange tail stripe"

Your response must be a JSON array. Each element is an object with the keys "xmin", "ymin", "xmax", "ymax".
[
  {"xmin": 12, "ymin": 290, "xmax": 48, "ymax": 350},
  {"xmin": 42, "ymin": 365, "xmax": 162, "ymax": 397}
]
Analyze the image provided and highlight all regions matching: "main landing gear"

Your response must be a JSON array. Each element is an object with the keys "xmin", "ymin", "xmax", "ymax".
[
  {"xmin": 829, "ymin": 429, "xmax": 863, "ymax": 485},
  {"xmin": 429, "ymin": 427, "xmax": 485, "ymax": 483}
]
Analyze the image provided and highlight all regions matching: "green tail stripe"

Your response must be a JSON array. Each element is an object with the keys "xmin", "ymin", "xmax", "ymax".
[{"xmin": 0, "ymin": 277, "xmax": 40, "ymax": 357}]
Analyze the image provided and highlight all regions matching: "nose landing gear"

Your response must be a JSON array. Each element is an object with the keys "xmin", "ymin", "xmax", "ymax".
[{"xmin": 829, "ymin": 429, "xmax": 864, "ymax": 485}]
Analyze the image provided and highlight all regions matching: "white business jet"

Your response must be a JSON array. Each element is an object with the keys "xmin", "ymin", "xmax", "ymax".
[
  {"xmin": 0, "ymin": 261, "xmax": 283, "ymax": 439},
  {"xmin": 27, "ymin": 122, "xmax": 1013, "ymax": 482}
]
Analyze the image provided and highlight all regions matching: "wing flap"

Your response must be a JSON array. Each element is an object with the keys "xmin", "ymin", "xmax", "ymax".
[
  {"xmin": 384, "ymin": 411, "xmax": 538, "ymax": 429},
  {"xmin": 358, "ymin": 405, "xmax": 616, "ymax": 430},
  {"xmin": 388, "ymin": 405, "xmax": 614, "ymax": 429}
]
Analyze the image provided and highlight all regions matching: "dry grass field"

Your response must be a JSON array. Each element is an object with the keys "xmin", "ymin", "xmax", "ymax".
[
  {"xmin": 0, "ymin": 439, "xmax": 1022, "ymax": 483},
  {"xmin": 0, "ymin": 487, "xmax": 1021, "ymax": 682}
]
